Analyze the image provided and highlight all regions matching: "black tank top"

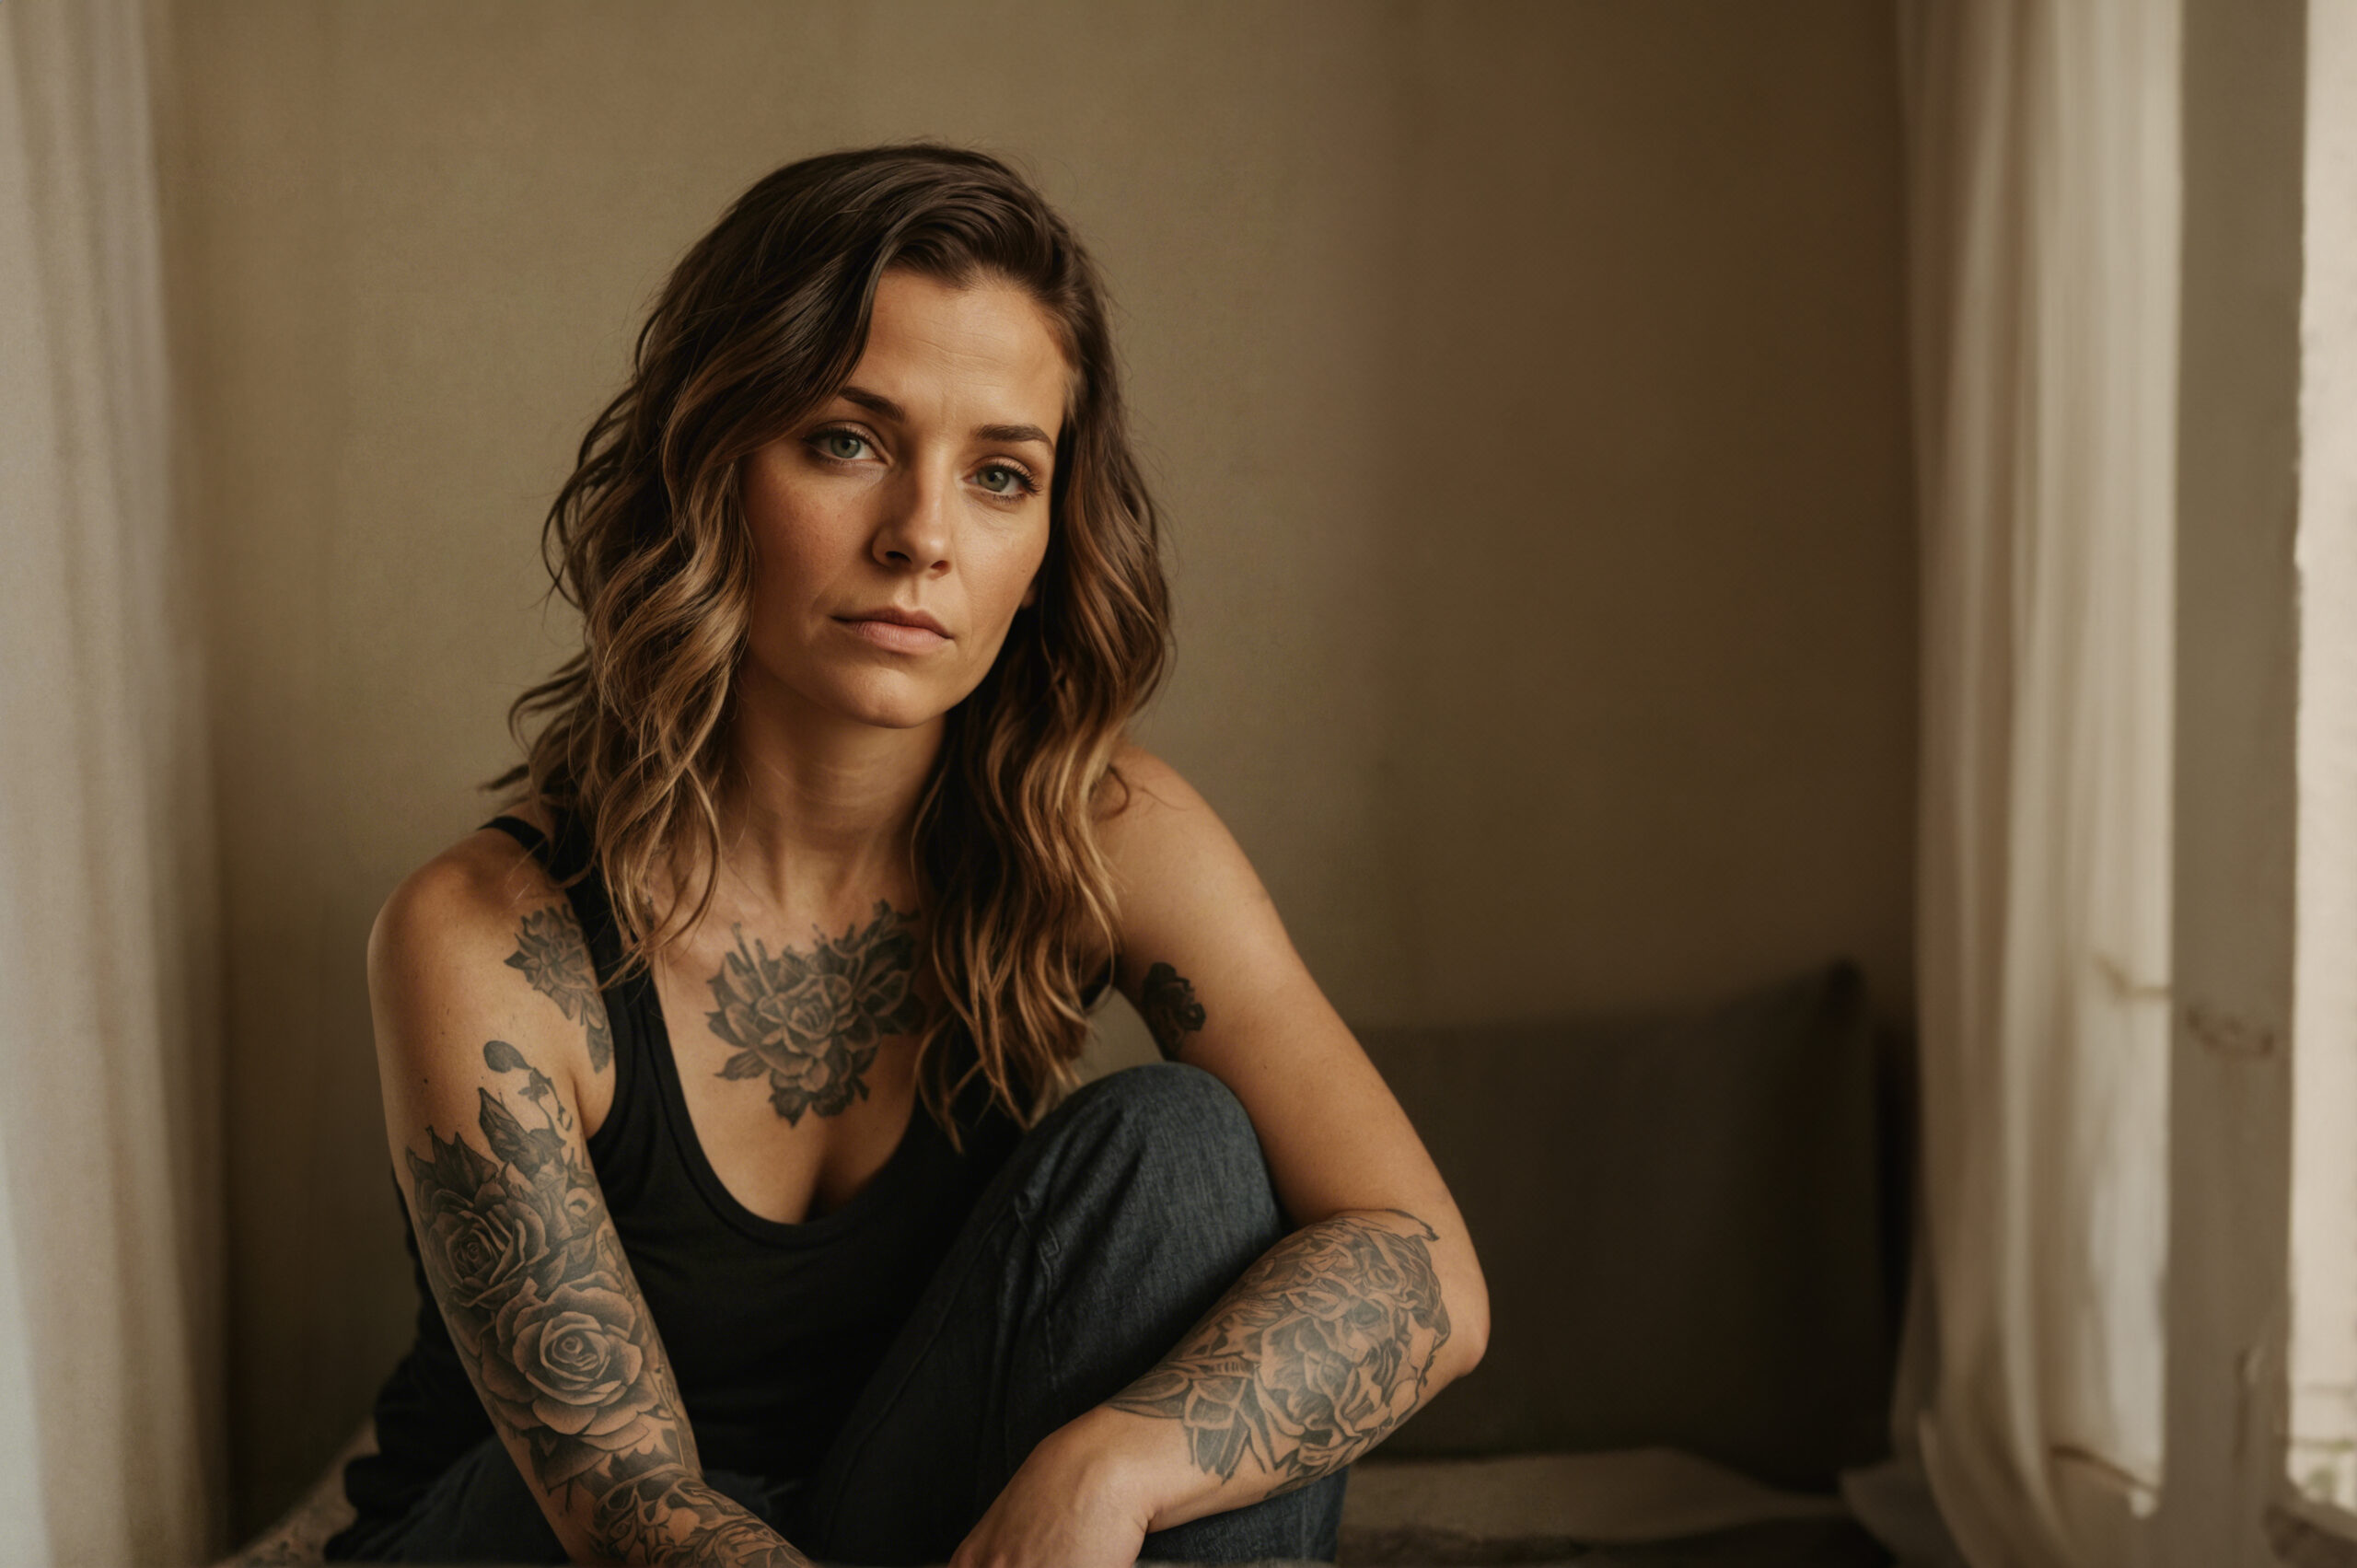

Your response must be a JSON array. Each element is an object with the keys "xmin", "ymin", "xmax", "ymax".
[{"xmin": 342, "ymin": 813, "xmax": 1031, "ymax": 1528}]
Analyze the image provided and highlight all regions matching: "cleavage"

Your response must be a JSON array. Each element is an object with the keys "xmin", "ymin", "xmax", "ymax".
[{"xmin": 652, "ymin": 906, "xmax": 930, "ymax": 1225}]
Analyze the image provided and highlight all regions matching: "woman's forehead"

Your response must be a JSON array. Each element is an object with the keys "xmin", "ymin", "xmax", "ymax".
[{"xmin": 844, "ymin": 271, "xmax": 1071, "ymax": 440}]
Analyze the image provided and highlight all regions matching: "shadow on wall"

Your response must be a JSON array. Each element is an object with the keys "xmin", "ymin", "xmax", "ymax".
[{"xmin": 1362, "ymin": 964, "xmax": 1900, "ymax": 1490}]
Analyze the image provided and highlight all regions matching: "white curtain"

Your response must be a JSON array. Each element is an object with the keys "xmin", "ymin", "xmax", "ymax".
[
  {"xmin": 0, "ymin": 1, "xmax": 223, "ymax": 1562},
  {"xmin": 1898, "ymin": 1, "xmax": 2180, "ymax": 1563}
]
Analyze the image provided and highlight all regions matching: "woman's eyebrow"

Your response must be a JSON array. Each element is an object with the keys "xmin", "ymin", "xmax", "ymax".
[
  {"xmin": 975, "ymin": 422, "xmax": 1055, "ymax": 451},
  {"xmin": 837, "ymin": 385, "xmax": 1054, "ymax": 452},
  {"xmin": 837, "ymin": 385, "xmax": 907, "ymax": 423}
]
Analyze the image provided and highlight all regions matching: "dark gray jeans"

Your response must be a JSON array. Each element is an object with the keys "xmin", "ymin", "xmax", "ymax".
[{"xmin": 338, "ymin": 1063, "xmax": 1347, "ymax": 1564}]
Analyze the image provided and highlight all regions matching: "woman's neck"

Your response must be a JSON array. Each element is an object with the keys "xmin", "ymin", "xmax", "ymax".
[{"xmin": 714, "ymin": 681, "xmax": 943, "ymax": 914}]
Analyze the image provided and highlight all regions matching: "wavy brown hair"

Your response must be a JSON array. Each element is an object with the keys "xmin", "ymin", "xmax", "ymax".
[{"xmin": 495, "ymin": 144, "xmax": 1171, "ymax": 1130}]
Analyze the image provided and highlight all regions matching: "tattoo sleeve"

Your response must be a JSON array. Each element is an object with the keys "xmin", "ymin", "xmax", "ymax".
[
  {"xmin": 1107, "ymin": 1209, "xmax": 1452, "ymax": 1494},
  {"xmin": 401, "ymin": 1042, "xmax": 808, "ymax": 1565},
  {"xmin": 1140, "ymin": 961, "xmax": 1206, "ymax": 1061}
]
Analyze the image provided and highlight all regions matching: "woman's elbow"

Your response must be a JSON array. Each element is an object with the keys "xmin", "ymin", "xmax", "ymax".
[{"xmin": 1443, "ymin": 1251, "xmax": 1491, "ymax": 1376}]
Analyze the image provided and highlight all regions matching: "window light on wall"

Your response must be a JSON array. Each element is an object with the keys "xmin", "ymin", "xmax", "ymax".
[{"xmin": 2287, "ymin": 0, "xmax": 2357, "ymax": 1518}]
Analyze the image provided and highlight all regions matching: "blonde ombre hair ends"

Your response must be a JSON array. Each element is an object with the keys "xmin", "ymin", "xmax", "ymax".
[{"xmin": 495, "ymin": 145, "xmax": 1172, "ymax": 1131}]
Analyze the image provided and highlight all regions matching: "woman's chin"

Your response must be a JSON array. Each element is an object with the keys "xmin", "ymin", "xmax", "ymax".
[
  {"xmin": 739, "ymin": 657, "xmax": 971, "ymax": 738},
  {"xmin": 807, "ymin": 676, "xmax": 961, "ymax": 735},
  {"xmin": 846, "ymin": 700, "xmax": 949, "ymax": 733}
]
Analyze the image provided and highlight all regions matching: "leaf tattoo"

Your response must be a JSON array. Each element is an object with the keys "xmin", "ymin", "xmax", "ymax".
[
  {"xmin": 1108, "ymin": 1210, "xmax": 1452, "ymax": 1491},
  {"xmin": 702, "ymin": 905, "xmax": 926, "ymax": 1124},
  {"xmin": 506, "ymin": 907, "xmax": 613, "ymax": 1073},
  {"xmin": 1141, "ymin": 961, "xmax": 1207, "ymax": 1061},
  {"xmin": 483, "ymin": 1038, "xmax": 570, "ymax": 1131},
  {"xmin": 404, "ymin": 1072, "xmax": 808, "ymax": 1563}
]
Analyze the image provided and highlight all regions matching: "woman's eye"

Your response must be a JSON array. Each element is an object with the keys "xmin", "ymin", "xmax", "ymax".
[
  {"xmin": 976, "ymin": 464, "xmax": 1031, "ymax": 496},
  {"xmin": 817, "ymin": 431, "xmax": 871, "ymax": 461}
]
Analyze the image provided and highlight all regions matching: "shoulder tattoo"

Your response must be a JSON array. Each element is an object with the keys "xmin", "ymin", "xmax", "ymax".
[
  {"xmin": 505, "ymin": 905, "xmax": 612, "ymax": 1073},
  {"xmin": 1141, "ymin": 961, "xmax": 1206, "ymax": 1061}
]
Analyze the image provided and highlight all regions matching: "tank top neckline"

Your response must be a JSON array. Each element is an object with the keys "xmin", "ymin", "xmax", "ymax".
[{"xmin": 483, "ymin": 811, "xmax": 938, "ymax": 1250}]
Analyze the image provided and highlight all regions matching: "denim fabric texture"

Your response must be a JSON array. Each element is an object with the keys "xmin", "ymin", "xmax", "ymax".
[{"xmin": 337, "ymin": 1063, "xmax": 1347, "ymax": 1564}]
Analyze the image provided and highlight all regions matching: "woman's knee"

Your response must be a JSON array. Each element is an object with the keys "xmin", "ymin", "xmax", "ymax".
[
  {"xmin": 1060, "ymin": 1061, "xmax": 1256, "ymax": 1144},
  {"xmin": 1025, "ymin": 1063, "xmax": 1282, "ymax": 1256}
]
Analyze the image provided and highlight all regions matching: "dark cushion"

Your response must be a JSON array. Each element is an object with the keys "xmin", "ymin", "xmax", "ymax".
[{"xmin": 1359, "ymin": 963, "xmax": 1897, "ymax": 1490}]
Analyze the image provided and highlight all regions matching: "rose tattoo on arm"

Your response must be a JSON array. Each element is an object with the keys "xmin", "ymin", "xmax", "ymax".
[
  {"xmin": 703, "ymin": 904, "xmax": 926, "ymax": 1123},
  {"xmin": 402, "ymin": 1043, "xmax": 807, "ymax": 1565},
  {"xmin": 1107, "ymin": 1209, "xmax": 1451, "ymax": 1493}
]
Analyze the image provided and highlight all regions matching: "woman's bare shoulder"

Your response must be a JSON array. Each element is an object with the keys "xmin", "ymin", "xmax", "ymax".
[
  {"xmin": 1101, "ymin": 742, "xmax": 1209, "ymax": 831},
  {"xmin": 1097, "ymin": 743, "xmax": 1262, "ymax": 917},
  {"xmin": 366, "ymin": 804, "xmax": 619, "ymax": 1095},
  {"xmin": 370, "ymin": 802, "xmax": 615, "ymax": 1133},
  {"xmin": 369, "ymin": 808, "xmax": 563, "ymax": 984}
]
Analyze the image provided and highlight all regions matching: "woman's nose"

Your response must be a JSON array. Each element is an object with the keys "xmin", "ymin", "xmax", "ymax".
[{"xmin": 872, "ymin": 464, "xmax": 952, "ymax": 575}]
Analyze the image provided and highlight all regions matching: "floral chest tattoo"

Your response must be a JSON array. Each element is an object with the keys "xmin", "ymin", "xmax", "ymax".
[{"xmin": 700, "ymin": 903, "xmax": 926, "ymax": 1124}]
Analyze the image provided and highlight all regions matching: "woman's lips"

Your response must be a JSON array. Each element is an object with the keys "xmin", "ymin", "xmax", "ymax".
[{"xmin": 836, "ymin": 615, "xmax": 950, "ymax": 653}]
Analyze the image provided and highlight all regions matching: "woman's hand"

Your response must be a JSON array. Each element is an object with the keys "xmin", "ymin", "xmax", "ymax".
[{"xmin": 949, "ymin": 1410, "xmax": 1159, "ymax": 1568}]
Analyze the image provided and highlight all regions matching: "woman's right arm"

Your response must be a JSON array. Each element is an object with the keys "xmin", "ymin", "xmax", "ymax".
[{"xmin": 369, "ymin": 841, "xmax": 808, "ymax": 1567}]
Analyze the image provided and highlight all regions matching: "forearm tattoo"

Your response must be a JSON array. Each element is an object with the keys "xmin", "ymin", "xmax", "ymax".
[
  {"xmin": 506, "ymin": 906, "xmax": 613, "ymax": 1073},
  {"xmin": 702, "ymin": 904, "xmax": 925, "ymax": 1123},
  {"xmin": 406, "ymin": 1042, "xmax": 807, "ymax": 1565},
  {"xmin": 1108, "ymin": 1210, "xmax": 1452, "ymax": 1493},
  {"xmin": 592, "ymin": 1471, "xmax": 807, "ymax": 1567},
  {"xmin": 1141, "ymin": 961, "xmax": 1206, "ymax": 1061}
]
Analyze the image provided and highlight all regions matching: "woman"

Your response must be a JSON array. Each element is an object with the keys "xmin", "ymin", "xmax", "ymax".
[{"xmin": 296, "ymin": 143, "xmax": 1484, "ymax": 1566}]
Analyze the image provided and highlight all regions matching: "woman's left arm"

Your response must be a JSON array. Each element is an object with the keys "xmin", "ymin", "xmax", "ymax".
[{"xmin": 955, "ymin": 750, "xmax": 1490, "ymax": 1562}]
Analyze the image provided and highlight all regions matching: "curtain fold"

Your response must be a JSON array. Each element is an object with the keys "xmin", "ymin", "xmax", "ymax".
[
  {"xmin": 1898, "ymin": 1, "xmax": 2181, "ymax": 1562},
  {"xmin": 0, "ymin": 1, "xmax": 223, "ymax": 1561}
]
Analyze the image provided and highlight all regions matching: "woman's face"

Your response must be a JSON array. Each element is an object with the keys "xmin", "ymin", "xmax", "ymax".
[{"xmin": 737, "ymin": 268, "xmax": 1068, "ymax": 736}]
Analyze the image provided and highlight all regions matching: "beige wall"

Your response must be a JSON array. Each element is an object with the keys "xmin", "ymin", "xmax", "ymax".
[{"xmin": 159, "ymin": 0, "xmax": 1915, "ymax": 1527}]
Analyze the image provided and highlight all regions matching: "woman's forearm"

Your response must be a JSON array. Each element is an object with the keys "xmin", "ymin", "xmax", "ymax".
[
  {"xmin": 583, "ymin": 1467, "xmax": 811, "ymax": 1567},
  {"xmin": 1091, "ymin": 1206, "xmax": 1465, "ymax": 1531}
]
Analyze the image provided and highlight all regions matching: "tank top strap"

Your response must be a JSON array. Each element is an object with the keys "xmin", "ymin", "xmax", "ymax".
[
  {"xmin": 482, "ymin": 811, "xmax": 617, "ymax": 965},
  {"xmin": 482, "ymin": 811, "xmax": 550, "ymax": 862},
  {"xmin": 483, "ymin": 809, "xmax": 592, "ymax": 880}
]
